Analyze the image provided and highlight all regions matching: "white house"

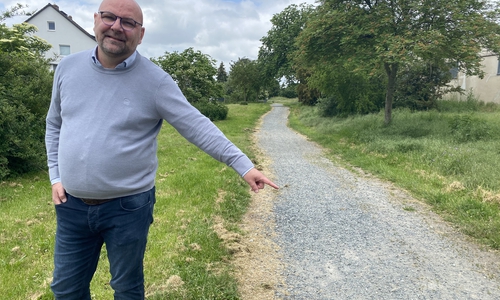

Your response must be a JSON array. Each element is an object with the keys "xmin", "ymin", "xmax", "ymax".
[
  {"xmin": 447, "ymin": 50, "xmax": 500, "ymax": 104},
  {"xmin": 25, "ymin": 3, "xmax": 96, "ymax": 70}
]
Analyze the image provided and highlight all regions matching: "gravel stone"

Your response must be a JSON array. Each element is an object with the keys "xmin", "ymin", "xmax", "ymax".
[{"xmin": 256, "ymin": 104, "xmax": 500, "ymax": 299}]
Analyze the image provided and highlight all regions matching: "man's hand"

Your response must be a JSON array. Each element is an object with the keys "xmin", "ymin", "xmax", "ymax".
[
  {"xmin": 243, "ymin": 168, "xmax": 279, "ymax": 193},
  {"xmin": 51, "ymin": 182, "xmax": 67, "ymax": 205}
]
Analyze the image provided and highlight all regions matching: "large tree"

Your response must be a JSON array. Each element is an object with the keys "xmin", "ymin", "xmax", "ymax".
[
  {"xmin": 151, "ymin": 47, "xmax": 222, "ymax": 103},
  {"xmin": 258, "ymin": 3, "xmax": 315, "ymax": 84},
  {"xmin": 227, "ymin": 58, "xmax": 262, "ymax": 102},
  {"xmin": 296, "ymin": 0, "xmax": 500, "ymax": 124}
]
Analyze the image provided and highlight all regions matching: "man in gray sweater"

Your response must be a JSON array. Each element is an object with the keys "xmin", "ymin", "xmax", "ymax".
[{"xmin": 45, "ymin": 0, "xmax": 278, "ymax": 298}]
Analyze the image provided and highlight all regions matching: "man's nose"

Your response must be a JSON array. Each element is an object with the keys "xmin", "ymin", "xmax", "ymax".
[{"xmin": 111, "ymin": 18, "xmax": 123, "ymax": 31}]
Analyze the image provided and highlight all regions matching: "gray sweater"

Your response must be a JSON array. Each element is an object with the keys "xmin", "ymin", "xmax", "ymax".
[{"xmin": 46, "ymin": 49, "xmax": 254, "ymax": 199}]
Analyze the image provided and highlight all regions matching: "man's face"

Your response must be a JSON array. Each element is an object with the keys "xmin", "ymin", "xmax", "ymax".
[{"xmin": 93, "ymin": 0, "xmax": 145, "ymax": 63}]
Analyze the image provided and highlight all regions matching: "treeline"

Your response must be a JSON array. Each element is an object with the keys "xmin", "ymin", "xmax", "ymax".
[
  {"xmin": 153, "ymin": 0, "xmax": 500, "ymax": 126},
  {"xmin": 2, "ymin": 0, "xmax": 500, "ymax": 179},
  {"xmin": 259, "ymin": 0, "xmax": 500, "ymax": 124}
]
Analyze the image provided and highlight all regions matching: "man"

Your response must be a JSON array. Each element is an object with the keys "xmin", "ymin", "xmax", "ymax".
[{"xmin": 45, "ymin": 0, "xmax": 278, "ymax": 298}]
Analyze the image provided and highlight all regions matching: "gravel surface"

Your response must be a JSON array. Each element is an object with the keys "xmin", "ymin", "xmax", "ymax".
[{"xmin": 256, "ymin": 104, "xmax": 500, "ymax": 299}]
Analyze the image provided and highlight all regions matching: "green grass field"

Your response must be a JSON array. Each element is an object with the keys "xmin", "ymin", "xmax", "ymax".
[
  {"xmin": 0, "ymin": 103, "xmax": 271, "ymax": 299},
  {"xmin": 284, "ymin": 98, "xmax": 500, "ymax": 250}
]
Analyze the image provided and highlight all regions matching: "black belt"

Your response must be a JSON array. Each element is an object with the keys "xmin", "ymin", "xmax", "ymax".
[{"xmin": 80, "ymin": 198, "xmax": 115, "ymax": 205}]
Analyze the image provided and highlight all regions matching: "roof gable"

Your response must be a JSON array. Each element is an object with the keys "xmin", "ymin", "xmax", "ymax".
[{"xmin": 25, "ymin": 3, "xmax": 95, "ymax": 41}]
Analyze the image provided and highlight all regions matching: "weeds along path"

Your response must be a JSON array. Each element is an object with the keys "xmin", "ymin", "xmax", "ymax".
[{"xmin": 252, "ymin": 103, "xmax": 500, "ymax": 299}]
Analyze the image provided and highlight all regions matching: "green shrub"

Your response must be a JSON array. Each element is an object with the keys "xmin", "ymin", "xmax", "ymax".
[
  {"xmin": 192, "ymin": 100, "xmax": 229, "ymax": 121},
  {"xmin": 394, "ymin": 62, "xmax": 456, "ymax": 110},
  {"xmin": 279, "ymin": 83, "xmax": 298, "ymax": 99},
  {"xmin": 0, "ymin": 52, "xmax": 52, "ymax": 179},
  {"xmin": 0, "ymin": 99, "xmax": 46, "ymax": 178}
]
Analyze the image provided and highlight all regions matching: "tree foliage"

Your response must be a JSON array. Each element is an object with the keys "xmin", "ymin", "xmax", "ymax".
[
  {"xmin": 394, "ymin": 62, "xmax": 462, "ymax": 110},
  {"xmin": 258, "ymin": 3, "xmax": 315, "ymax": 84},
  {"xmin": 151, "ymin": 47, "xmax": 222, "ymax": 103},
  {"xmin": 226, "ymin": 58, "xmax": 262, "ymax": 103},
  {"xmin": 295, "ymin": 0, "xmax": 500, "ymax": 123},
  {"xmin": 0, "ymin": 6, "xmax": 53, "ymax": 179},
  {"xmin": 312, "ymin": 64, "xmax": 386, "ymax": 116},
  {"xmin": 258, "ymin": 4, "xmax": 321, "ymax": 105},
  {"xmin": 216, "ymin": 62, "xmax": 228, "ymax": 83}
]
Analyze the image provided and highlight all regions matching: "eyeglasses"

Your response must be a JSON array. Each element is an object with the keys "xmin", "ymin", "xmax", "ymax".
[{"xmin": 98, "ymin": 11, "xmax": 142, "ymax": 31}]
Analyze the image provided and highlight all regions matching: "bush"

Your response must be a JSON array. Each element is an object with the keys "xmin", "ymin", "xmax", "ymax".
[
  {"xmin": 297, "ymin": 82, "xmax": 320, "ymax": 106},
  {"xmin": 307, "ymin": 65, "xmax": 385, "ymax": 116},
  {"xmin": 0, "ymin": 52, "xmax": 52, "ymax": 179},
  {"xmin": 279, "ymin": 84, "xmax": 298, "ymax": 99},
  {"xmin": 394, "ymin": 62, "xmax": 457, "ymax": 110},
  {"xmin": 193, "ymin": 100, "xmax": 229, "ymax": 121},
  {"xmin": 0, "ymin": 99, "xmax": 46, "ymax": 178}
]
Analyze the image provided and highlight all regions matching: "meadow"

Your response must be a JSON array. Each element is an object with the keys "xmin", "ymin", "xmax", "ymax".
[{"xmin": 0, "ymin": 103, "xmax": 270, "ymax": 299}]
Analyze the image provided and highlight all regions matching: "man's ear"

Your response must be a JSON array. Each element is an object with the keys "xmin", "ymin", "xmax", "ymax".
[{"xmin": 138, "ymin": 27, "xmax": 145, "ymax": 45}]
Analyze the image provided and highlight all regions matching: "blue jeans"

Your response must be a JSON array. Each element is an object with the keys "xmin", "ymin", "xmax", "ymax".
[{"xmin": 51, "ymin": 188, "xmax": 156, "ymax": 300}]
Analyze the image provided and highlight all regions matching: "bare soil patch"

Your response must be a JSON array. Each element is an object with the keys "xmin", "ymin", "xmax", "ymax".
[{"xmin": 230, "ymin": 115, "xmax": 285, "ymax": 299}]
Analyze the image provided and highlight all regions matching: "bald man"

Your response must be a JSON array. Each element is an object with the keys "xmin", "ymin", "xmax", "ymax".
[{"xmin": 45, "ymin": 0, "xmax": 278, "ymax": 298}]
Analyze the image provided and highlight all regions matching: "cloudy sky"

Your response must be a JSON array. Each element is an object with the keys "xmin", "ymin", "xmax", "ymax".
[{"xmin": 2, "ymin": 0, "xmax": 316, "ymax": 68}]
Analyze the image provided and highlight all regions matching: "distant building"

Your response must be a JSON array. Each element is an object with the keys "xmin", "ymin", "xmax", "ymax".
[
  {"xmin": 25, "ymin": 3, "xmax": 96, "ymax": 70},
  {"xmin": 447, "ymin": 50, "xmax": 500, "ymax": 104}
]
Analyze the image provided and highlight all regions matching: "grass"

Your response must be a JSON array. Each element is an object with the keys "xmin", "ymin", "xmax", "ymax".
[
  {"xmin": 280, "ymin": 97, "xmax": 500, "ymax": 250},
  {"xmin": 0, "ymin": 103, "xmax": 271, "ymax": 299}
]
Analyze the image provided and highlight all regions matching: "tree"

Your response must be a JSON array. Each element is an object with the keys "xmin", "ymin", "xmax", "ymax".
[
  {"xmin": 0, "ymin": 5, "xmax": 53, "ymax": 178},
  {"xmin": 258, "ymin": 4, "xmax": 315, "ymax": 84},
  {"xmin": 216, "ymin": 62, "xmax": 228, "ymax": 83},
  {"xmin": 259, "ymin": 4, "xmax": 319, "ymax": 105},
  {"xmin": 151, "ymin": 47, "xmax": 222, "ymax": 103},
  {"xmin": 296, "ymin": 0, "xmax": 500, "ymax": 124},
  {"xmin": 1, "ymin": 3, "xmax": 34, "ymax": 21},
  {"xmin": 226, "ymin": 58, "xmax": 262, "ymax": 103}
]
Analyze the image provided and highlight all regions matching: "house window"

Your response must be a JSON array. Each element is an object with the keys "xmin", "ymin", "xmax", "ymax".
[
  {"xmin": 497, "ymin": 59, "xmax": 500, "ymax": 75},
  {"xmin": 48, "ymin": 21, "xmax": 55, "ymax": 31},
  {"xmin": 60, "ymin": 45, "xmax": 70, "ymax": 56}
]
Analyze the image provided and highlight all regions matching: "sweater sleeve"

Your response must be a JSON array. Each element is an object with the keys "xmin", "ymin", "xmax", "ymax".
[
  {"xmin": 154, "ymin": 76, "xmax": 254, "ymax": 177},
  {"xmin": 45, "ymin": 68, "xmax": 63, "ymax": 185}
]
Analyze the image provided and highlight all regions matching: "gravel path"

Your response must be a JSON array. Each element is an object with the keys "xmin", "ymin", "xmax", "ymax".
[{"xmin": 255, "ymin": 104, "xmax": 500, "ymax": 299}]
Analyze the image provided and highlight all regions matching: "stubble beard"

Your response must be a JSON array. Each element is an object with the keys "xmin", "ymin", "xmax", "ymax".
[{"xmin": 100, "ymin": 35, "xmax": 128, "ymax": 57}]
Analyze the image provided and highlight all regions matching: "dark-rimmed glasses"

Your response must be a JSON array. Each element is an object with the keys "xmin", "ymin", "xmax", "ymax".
[{"xmin": 98, "ymin": 11, "xmax": 142, "ymax": 31}]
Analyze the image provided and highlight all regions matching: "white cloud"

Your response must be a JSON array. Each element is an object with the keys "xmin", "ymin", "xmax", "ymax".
[{"xmin": 2, "ymin": 0, "xmax": 316, "ymax": 68}]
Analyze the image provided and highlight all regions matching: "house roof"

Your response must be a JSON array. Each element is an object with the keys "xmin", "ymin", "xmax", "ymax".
[{"xmin": 25, "ymin": 3, "xmax": 95, "ymax": 41}]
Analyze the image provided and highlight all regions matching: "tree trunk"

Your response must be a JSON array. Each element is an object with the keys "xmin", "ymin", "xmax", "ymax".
[{"xmin": 384, "ymin": 62, "xmax": 398, "ymax": 125}]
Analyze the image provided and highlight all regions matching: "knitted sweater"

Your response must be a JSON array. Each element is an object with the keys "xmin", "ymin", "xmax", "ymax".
[{"xmin": 45, "ymin": 49, "xmax": 254, "ymax": 199}]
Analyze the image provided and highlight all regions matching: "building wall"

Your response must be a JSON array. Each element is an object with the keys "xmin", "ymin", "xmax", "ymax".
[
  {"xmin": 27, "ymin": 7, "xmax": 96, "ymax": 66},
  {"xmin": 448, "ymin": 52, "xmax": 500, "ymax": 104}
]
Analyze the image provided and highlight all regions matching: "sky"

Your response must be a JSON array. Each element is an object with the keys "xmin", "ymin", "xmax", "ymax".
[{"xmin": 1, "ymin": 0, "xmax": 316, "ymax": 68}]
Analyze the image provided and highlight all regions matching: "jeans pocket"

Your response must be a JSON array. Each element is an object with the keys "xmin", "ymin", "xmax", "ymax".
[{"xmin": 120, "ymin": 191, "xmax": 152, "ymax": 211}]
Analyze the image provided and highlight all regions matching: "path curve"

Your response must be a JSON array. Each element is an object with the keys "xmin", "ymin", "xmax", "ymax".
[{"xmin": 254, "ymin": 103, "xmax": 500, "ymax": 299}]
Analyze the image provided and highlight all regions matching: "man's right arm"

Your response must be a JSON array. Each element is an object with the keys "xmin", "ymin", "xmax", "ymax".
[{"xmin": 46, "ymin": 69, "xmax": 64, "ymax": 204}]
